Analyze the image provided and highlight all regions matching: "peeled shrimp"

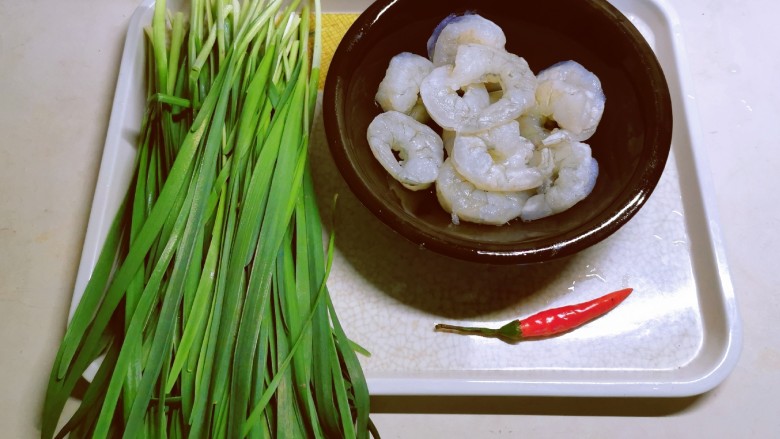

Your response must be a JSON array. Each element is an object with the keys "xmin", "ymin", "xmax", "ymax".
[
  {"xmin": 366, "ymin": 111, "xmax": 444, "ymax": 191},
  {"xmin": 441, "ymin": 84, "xmax": 490, "ymax": 155},
  {"xmin": 443, "ymin": 83, "xmax": 491, "ymax": 151},
  {"xmin": 375, "ymin": 52, "xmax": 434, "ymax": 122},
  {"xmin": 519, "ymin": 60, "xmax": 605, "ymax": 146},
  {"xmin": 436, "ymin": 159, "xmax": 530, "ymax": 225},
  {"xmin": 420, "ymin": 44, "xmax": 536, "ymax": 133},
  {"xmin": 450, "ymin": 120, "xmax": 543, "ymax": 192},
  {"xmin": 519, "ymin": 140, "xmax": 599, "ymax": 221},
  {"xmin": 417, "ymin": 65, "xmax": 473, "ymax": 132},
  {"xmin": 427, "ymin": 13, "xmax": 506, "ymax": 66},
  {"xmin": 438, "ymin": 80, "xmax": 496, "ymax": 154},
  {"xmin": 439, "ymin": 85, "xmax": 502, "ymax": 156}
]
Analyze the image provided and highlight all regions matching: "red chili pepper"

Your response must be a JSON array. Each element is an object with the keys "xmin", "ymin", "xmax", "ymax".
[{"xmin": 434, "ymin": 288, "xmax": 632, "ymax": 341}]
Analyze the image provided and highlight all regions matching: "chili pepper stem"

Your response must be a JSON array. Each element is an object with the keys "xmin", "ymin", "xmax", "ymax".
[
  {"xmin": 434, "ymin": 324, "xmax": 499, "ymax": 337},
  {"xmin": 434, "ymin": 320, "xmax": 521, "ymax": 341}
]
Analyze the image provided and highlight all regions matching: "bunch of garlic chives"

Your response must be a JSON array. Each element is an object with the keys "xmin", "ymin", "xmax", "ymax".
[{"xmin": 42, "ymin": 1, "xmax": 375, "ymax": 437}]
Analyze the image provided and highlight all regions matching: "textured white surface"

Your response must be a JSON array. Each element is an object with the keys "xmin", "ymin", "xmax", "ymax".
[{"xmin": 1, "ymin": 0, "xmax": 778, "ymax": 437}]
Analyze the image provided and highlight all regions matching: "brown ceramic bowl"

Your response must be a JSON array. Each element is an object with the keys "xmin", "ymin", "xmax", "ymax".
[{"xmin": 323, "ymin": 0, "xmax": 672, "ymax": 264}]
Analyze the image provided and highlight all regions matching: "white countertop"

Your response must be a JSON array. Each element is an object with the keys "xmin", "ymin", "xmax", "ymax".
[{"xmin": 1, "ymin": 0, "xmax": 777, "ymax": 437}]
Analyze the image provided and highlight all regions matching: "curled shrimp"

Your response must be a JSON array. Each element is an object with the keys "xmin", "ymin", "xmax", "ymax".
[
  {"xmin": 519, "ymin": 60, "xmax": 605, "ymax": 146},
  {"xmin": 375, "ymin": 52, "xmax": 434, "ymax": 122},
  {"xmin": 427, "ymin": 13, "xmax": 507, "ymax": 66},
  {"xmin": 450, "ymin": 120, "xmax": 543, "ymax": 192},
  {"xmin": 519, "ymin": 140, "xmax": 599, "ymax": 221},
  {"xmin": 420, "ymin": 44, "xmax": 536, "ymax": 133},
  {"xmin": 436, "ymin": 159, "xmax": 530, "ymax": 225},
  {"xmin": 417, "ymin": 65, "xmax": 476, "ymax": 132},
  {"xmin": 367, "ymin": 111, "xmax": 444, "ymax": 191},
  {"xmin": 440, "ymin": 84, "xmax": 502, "ymax": 156}
]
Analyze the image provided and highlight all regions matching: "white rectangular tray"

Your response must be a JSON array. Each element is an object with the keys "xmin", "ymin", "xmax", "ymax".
[{"xmin": 71, "ymin": 0, "xmax": 741, "ymax": 398}]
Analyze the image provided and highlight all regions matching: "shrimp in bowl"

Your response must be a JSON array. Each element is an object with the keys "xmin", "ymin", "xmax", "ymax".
[
  {"xmin": 519, "ymin": 139, "xmax": 599, "ymax": 221},
  {"xmin": 366, "ymin": 111, "xmax": 445, "ymax": 191},
  {"xmin": 375, "ymin": 52, "xmax": 434, "ymax": 123},
  {"xmin": 419, "ymin": 43, "xmax": 536, "ymax": 134},
  {"xmin": 363, "ymin": 13, "xmax": 608, "ymax": 226},
  {"xmin": 449, "ymin": 120, "xmax": 543, "ymax": 192},
  {"xmin": 427, "ymin": 13, "xmax": 507, "ymax": 66},
  {"xmin": 519, "ymin": 60, "xmax": 606, "ymax": 146},
  {"xmin": 436, "ymin": 159, "xmax": 531, "ymax": 226},
  {"xmin": 324, "ymin": 0, "xmax": 672, "ymax": 263}
]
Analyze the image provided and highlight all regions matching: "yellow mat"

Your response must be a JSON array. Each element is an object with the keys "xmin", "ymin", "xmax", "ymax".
[{"xmin": 319, "ymin": 13, "xmax": 359, "ymax": 88}]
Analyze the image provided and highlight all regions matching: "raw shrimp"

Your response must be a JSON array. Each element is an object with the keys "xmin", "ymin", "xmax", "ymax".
[
  {"xmin": 436, "ymin": 159, "xmax": 530, "ymax": 225},
  {"xmin": 519, "ymin": 60, "xmax": 605, "ymax": 146},
  {"xmin": 438, "ymin": 80, "xmax": 496, "ymax": 155},
  {"xmin": 375, "ymin": 52, "xmax": 434, "ymax": 122},
  {"xmin": 420, "ymin": 44, "xmax": 536, "ymax": 133},
  {"xmin": 427, "ymin": 13, "xmax": 506, "ymax": 66},
  {"xmin": 452, "ymin": 44, "xmax": 537, "ymax": 133},
  {"xmin": 450, "ymin": 120, "xmax": 543, "ymax": 192},
  {"xmin": 367, "ymin": 111, "xmax": 444, "ymax": 190},
  {"xmin": 417, "ymin": 66, "xmax": 476, "ymax": 132},
  {"xmin": 519, "ymin": 140, "xmax": 599, "ymax": 221},
  {"xmin": 440, "ymin": 80, "xmax": 493, "ymax": 154}
]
